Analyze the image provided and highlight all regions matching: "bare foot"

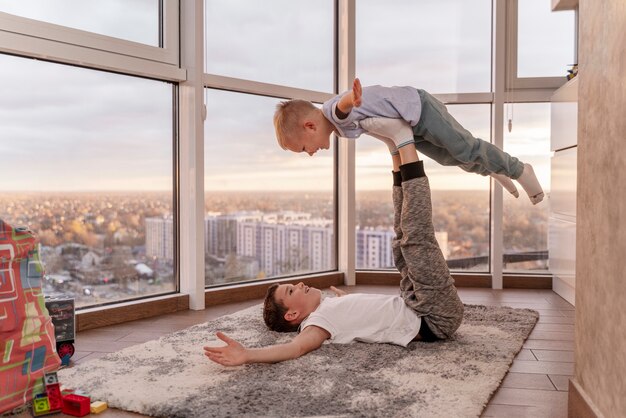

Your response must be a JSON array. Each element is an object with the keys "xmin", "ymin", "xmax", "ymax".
[{"xmin": 516, "ymin": 163, "xmax": 544, "ymax": 205}]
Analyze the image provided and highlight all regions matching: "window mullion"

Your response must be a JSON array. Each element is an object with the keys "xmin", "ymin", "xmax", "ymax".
[
  {"xmin": 337, "ymin": 0, "xmax": 356, "ymax": 286},
  {"xmin": 491, "ymin": 0, "xmax": 507, "ymax": 289}
]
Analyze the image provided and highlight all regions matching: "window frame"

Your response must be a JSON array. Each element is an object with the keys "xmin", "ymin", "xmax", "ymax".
[
  {"xmin": 0, "ymin": 0, "xmax": 571, "ymax": 317},
  {"xmin": 0, "ymin": 54, "xmax": 181, "ymax": 308},
  {"xmin": 352, "ymin": 0, "xmax": 496, "ymax": 276},
  {"xmin": 201, "ymin": 77, "xmax": 337, "ymax": 287},
  {"xmin": 0, "ymin": 1, "xmax": 183, "ymax": 308},
  {"xmin": 0, "ymin": 0, "xmax": 184, "ymax": 81},
  {"xmin": 505, "ymin": 0, "xmax": 572, "ymax": 92}
]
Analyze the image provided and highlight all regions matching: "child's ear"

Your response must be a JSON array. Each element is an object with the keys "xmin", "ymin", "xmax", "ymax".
[
  {"xmin": 284, "ymin": 310, "xmax": 298, "ymax": 322},
  {"xmin": 303, "ymin": 121, "xmax": 316, "ymax": 131}
]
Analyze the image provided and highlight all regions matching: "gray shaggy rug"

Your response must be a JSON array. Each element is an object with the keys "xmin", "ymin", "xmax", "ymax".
[{"xmin": 58, "ymin": 302, "xmax": 538, "ymax": 418}]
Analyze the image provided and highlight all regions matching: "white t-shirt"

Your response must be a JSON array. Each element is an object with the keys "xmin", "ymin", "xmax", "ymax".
[{"xmin": 300, "ymin": 294, "xmax": 422, "ymax": 347}]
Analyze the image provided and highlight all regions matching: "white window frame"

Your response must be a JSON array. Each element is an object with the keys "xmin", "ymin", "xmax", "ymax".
[
  {"xmin": 506, "ymin": 0, "xmax": 568, "ymax": 94},
  {"xmin": 197, "ymin": 77, "xmax": 336, "ymax": 290},
  {"xmin": 0, "ymin": 0, "xmax": 184, "ymax": 82},
  {"xmin": 0, "ymin": 0, "xmax": 570, "ymax": 311},
  {"xmin": 199, "ymin": 0, "xmax": 339, "ymax": 288},
  {"xmin": 203, "ymin": 75, "xmax": 333, "ymax": 104}
]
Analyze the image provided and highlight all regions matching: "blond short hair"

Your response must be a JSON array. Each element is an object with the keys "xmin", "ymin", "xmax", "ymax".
[{"xmin": 273, "ymin": 99, "xmax": 317, "ymax": 150}]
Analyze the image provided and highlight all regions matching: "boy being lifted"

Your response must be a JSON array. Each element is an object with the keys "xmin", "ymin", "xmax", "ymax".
[{"xmin": 273, "ymin": 78, "xmax": 544, "ymax": 204}]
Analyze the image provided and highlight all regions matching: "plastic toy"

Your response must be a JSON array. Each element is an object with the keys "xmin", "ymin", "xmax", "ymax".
[
  {"xmin": 31, "ymin": 371, "xmax": 64, "ymax": 416},
  {"xmin": 61, "ymin": 353, "xmax": 72, "ymax": 366},
  {"xmin": 90, "ymin": 400, "xmax": 109, "ymax": 414},
  {"xmin": 43, "ymin": 371, "xmax": 58, "ymax": 386},
  {"xmin": 45, "ymin": 296, "xmax": 76, "ymax": 359},
  {"xmin": 32, "ymin": 395, "xmax": 51, "ymax": 416},
  {"xmin": 62, "ymin": 393, "xmax": 91, "ymax": 417},
  {"xmin": 44, "ymin": 372, "xmax": 63, "ymax": 412}
]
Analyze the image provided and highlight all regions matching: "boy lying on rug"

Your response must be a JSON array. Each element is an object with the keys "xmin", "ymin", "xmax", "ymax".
[{"xmin": 204, "ymin": 143, "xmax": 465, "ymax": 366}]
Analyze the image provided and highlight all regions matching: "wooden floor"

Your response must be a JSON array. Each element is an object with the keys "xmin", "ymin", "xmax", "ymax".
[{"xmin": 32, "ymin": 286, "xmax": 575, "ymax": 417}]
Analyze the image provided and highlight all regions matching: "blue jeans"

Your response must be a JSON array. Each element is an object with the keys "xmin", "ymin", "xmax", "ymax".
[{"xmin": 412, "ymin": 89, "xmax": 524, "ymax": 179}]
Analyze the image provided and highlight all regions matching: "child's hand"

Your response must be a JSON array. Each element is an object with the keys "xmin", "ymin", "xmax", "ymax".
[
  {"xmin": 204, "ymin": 332, "xmax": 247, "ymax": 367},
  {"xmin": 336, "ymin": 78, "xmax": 362, "ymax": 118},
  {"xmin": 330, "ymin": 286, "xmax": 347, "ymax": 297},
  {"xmin": 352, "ymin": 78, "xmax": 362, "ymax": 107}
]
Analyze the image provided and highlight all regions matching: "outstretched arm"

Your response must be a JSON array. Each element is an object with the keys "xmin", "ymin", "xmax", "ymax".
[
  {"xmin": 204, "ymin": 325, "xmax": 330, "ymax": 367},
  {"xmin": 335, "ymin": 78, "xmax": 362, "ymax": 118}
]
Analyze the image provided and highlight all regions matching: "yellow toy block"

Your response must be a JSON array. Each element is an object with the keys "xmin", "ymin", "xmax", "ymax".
[
  {"xmin": 90, "ymin": 401, "xmax": 108, "ymax": 414},
  {"xmin": 32, "ymin": 396, "xmax": 50, "ymax": 416}
]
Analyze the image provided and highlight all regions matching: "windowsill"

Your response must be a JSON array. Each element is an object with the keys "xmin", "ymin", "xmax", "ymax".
[
  {"xmin": 75, "ymin": 270, "xmax": 551, "ymax": 331},
  {"xmin": 76, "ymin": 293, "xmax": 189, "ymax": 332},
  {"xmin": 355, "ymin": 270, "xmax": 552, "ymax": 289},
  {"xmin": 204, "ymin": 271, "xmax": 344, "ymax": 306},
  {"xmin": 76, "ymin": 272, "xmax": 344, "ymax": 332}
]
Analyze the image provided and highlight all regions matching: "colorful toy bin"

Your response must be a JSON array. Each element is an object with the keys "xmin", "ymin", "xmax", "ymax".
[{"xmin": 0, "ymin": 220, "xmax": 61, "ymax": 414}]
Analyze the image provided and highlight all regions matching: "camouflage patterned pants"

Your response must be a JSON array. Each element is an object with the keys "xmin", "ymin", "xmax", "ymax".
[{"xmin": 392, "ymin": 176, "xmax": 464, "ymax": 339}]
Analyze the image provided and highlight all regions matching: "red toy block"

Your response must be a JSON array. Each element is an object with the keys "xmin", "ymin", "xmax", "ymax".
[
  {"xmin": 62, "ymin": 393, "xmax": 91, "ymax": 417},
  {"xmin": 45, "ymin": 383, "xmax": 63, "ymax": 411}
]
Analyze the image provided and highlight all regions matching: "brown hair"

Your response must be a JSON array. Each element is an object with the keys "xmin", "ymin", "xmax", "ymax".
[
  {"xmin": 263, "ymin": 284, "xmax": 299, "ymax": 332},
  {"xmin": 273, "ymin": 99, "xmax": 317, "ymax": 150}
]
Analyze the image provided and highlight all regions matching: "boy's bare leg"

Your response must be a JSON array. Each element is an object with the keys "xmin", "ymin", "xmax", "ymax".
[
  {"xmin": 392, "ymin": 152, "xmax": 402, "ymax": 172},
  {"xmin": 398, "ymin": 144, "xmax": 419, "ymax": 165},
  {"xmin": 397, "ymin": 144, "xmax": 464, "ymax": 339}
]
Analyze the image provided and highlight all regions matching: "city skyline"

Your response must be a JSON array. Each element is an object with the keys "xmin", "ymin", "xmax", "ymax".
[{"xmin": 0, "ymin": 185, "xmax": 545, "ymax": 307}]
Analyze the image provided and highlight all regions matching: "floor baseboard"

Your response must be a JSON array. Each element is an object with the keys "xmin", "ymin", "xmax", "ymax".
[{"xmin": 568, "ymin": 378, "xmax": 603, "ymax": 418}]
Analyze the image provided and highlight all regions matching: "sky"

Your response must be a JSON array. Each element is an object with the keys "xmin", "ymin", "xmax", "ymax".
[{"xmin": 0, "ymin": 0, "xmax": 574, "ymax": 192}]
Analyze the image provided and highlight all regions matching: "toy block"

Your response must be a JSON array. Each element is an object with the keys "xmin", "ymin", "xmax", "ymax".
[
  {"xmin": 43, "ymin": 371, "xmax": 59, "ymax": 386},
  {"xmin": 62, "ymin": 393, "xmax": 91, "ymax": 417},
  {"xmin": 90, "ymin": 401, "xmax": 108, "ymax": 414},
  {"xmin": 45, "ymin": 383, "xmax": 63, "ymax": 411},
  {"xmin": 32, "ymin": 395, "xmax": 50, "ymax": 416}
]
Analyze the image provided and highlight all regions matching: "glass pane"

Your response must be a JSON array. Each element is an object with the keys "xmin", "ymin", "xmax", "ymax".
[
  {"xmin": 0, "ymin": 0, "xmax": 159, "ymax": 46},
  {"xmin": 204, "ymin": 90, "xmax": 336, "ymax": 286},
  {"xmin": 518, "ymin": 0, "xmax": 576, "ymax": 78},
  {"xmin": 355, "ymin": 104, "xmax": 491, "ymax": 272},
  {"xmin": 503, "ymin": 103, "xmax": 551, "ymax": 272},
  {"xmin": 0, "ymin": 54, "xmax": 175, "ymax": 308},
  {"xmin": 204, "ymin": 0, "xmax": 333, "ymax": 92},
  {"xmin": 356, "ymin": 0, "xmax": 492, "ymax": 94}
]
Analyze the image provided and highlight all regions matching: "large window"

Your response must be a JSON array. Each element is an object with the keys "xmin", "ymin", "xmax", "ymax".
[
  {"xmin": 355, "ymin": 0, "xmax": 492, "ymax": 273},
  {"xmin": 356, "ymin": 0, "xmax": 492, "ymax": 94},
  {"xmin": 355, "ymin": 105, "xmax": 491, "ymax": 271},
  {"xmin": 0, "ymin": 1, "xmax": 570, "ymax": 312},
  {"xmin": 517, "ymin": 0, "xmax": 576, "ymax": 78},
  {"xmin": 203, "ymin": 90, "xmax": 335, "ymax": 286},
  {"xmin": 503, "ymin": 103, "xmax": 551, "ymax": 272},
  {"xmin": 204, "ymin": 0, "xmax": 333, "ymax": 92},
  {"xmin": 0, "ymin": 0, "xmax": 160, "ymax": 46},
  {"xmin": 0, "ymin": 54, "xmax": 175, "ymax": 308}
]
